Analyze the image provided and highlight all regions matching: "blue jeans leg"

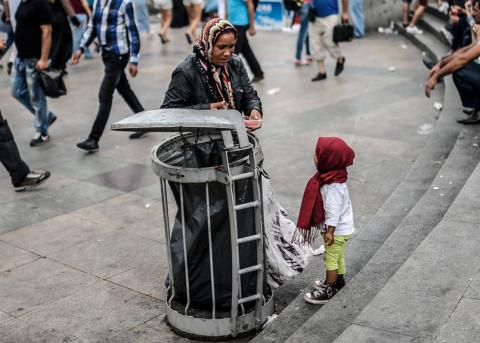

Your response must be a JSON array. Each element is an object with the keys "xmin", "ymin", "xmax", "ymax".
[
  {"xmin": 295, "ymin": 4, "xmax": 311, "ymax": 60},
  {"xmin": 71, "ymin": 14, "xmax": 92, "ymax": 58},
  {"xmin": 11, "ymin": 59, "xmax": 49, "ymax": 134},
  {"xmin": 350, "ymin": 0, "xmax": 365, "ymax": 38}
]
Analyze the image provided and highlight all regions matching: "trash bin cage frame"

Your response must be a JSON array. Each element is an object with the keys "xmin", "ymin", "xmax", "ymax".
[{"xmin": 111, "ymin": 109, "xmax": 273, "ymax": 339}]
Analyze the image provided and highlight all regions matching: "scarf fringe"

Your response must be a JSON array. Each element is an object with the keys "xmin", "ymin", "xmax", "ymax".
[{"xmin": 290, "ymin": 227, "xmax": 320, "ymax": 245}]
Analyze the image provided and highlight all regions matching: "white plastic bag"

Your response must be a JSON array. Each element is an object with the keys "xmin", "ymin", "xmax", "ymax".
[{"xmin": 262, "ymin": 177, "xmax": 313, "ymax": 288}]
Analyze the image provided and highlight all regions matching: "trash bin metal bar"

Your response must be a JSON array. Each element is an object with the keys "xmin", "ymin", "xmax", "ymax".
[
  {"xmin": 160, "ymin": 179, "xmax": 175, "ymax": 306},
  {"xmin": 180, "ymin": 184, "xmax": 191, "ymax": 315},
  {"xmin": 237, "ymin": 234, "xmax": 262, "ymax": 244},
  {"xmin": 231, "ymin": 172, "xmax": 254, "ymax": 182},
  {"xmin": 238, "ymin": 264, "xmax": 263, "ymax": 275},
  {"xmin": 206, "ymin": 183, "xmax": 216, "ymax": 319},
  {"xmin": 234, "ymin": 201, "xmax": 259, "ymax": 211},
  {"xmin": 238, "ymin": 294, "xmax": 261, "ymax": 305},
  {"xmin": 221, "ymin": 131, "xmax": 234, "ymax": 149}
]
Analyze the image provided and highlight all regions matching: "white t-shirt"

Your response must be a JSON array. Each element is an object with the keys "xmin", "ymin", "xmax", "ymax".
[{"xmin": 316, "ymin": 182, "xmax": 355, "ymax": 236}]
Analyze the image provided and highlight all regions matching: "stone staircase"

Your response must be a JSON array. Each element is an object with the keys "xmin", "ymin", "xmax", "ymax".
[{"xmin": 252, "ymin": 6, "xmax": 480, "ymax": 343}]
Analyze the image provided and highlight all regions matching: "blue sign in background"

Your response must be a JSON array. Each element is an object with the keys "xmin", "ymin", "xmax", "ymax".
[{"xmin": 255, "ymin": 0, "xmax": 285, "ymax": 30}]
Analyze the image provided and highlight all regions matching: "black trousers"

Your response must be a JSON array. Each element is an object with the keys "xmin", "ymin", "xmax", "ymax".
[
  {"xmin": 452, "ymin": 61, "xmax": 480, "ymax": 111},
  {"xmin": 235, "ymin": 25, "xmax": 264, "ymax": 78},
  {"xmin": 89, "ymin": 52, "xmax": 145, "ymax": 141},
  {"xmin": 0, "ymin": 111, "xmax": 30, "ymax": 186}
]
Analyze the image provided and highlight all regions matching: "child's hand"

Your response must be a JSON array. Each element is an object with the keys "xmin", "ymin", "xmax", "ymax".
[{"xmin": 324, "ymin": 231, "xmax": 334, "ymax": 246}]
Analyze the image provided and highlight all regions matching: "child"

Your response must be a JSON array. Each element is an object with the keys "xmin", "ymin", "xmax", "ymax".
[{"xmin": 293, "ymin": 137, "xmax": 355, "ymax": 304}]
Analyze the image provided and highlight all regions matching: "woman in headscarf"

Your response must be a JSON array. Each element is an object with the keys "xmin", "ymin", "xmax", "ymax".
[{"xmin": 161, "ymin": 18, "xmax": 262, "ymax": 127}]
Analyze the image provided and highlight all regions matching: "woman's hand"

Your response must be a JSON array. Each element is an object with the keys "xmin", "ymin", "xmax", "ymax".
[
  {"xmin": 210, "ymin": 101, "xmax": 227, "ymax": 110},
  {"xmin": 245, "ymin": 109, "xmax": 262, "ymax": 131}
]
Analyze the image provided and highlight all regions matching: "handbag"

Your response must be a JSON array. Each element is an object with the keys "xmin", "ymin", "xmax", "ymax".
[
  {"xmin": 333, "ymin": 22, "xmax": 354, "ymax": 43},
  {"xmin": 38, "ymin": 68, "xmax": 67, "ymax": 98}
]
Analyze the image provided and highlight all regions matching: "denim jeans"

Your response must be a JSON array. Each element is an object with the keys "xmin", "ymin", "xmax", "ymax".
[
  {"xmin": 89, "ymin": 52, "xmax": 144, "ymax": 141},
  {"xmin": 295, "ymin": 4, "xmax": 311, "ymax": 60},
  {"xmin": 11, "ymin": 58, "xmax": 53, "ymax": 135},
  {"xmin": 453, "ymin": 61, "xmax": 480, "ymax": 111},
  {"xmin": 0, "ymin": 20, "xmax": 14, "ymax": 58},
  {"xmin": 349, "ymin": 0, "xmax": 364, "ymax": 38},
  {"xmin": 71, "ymin": 14, "xmax": 92, "ymax": 58}
]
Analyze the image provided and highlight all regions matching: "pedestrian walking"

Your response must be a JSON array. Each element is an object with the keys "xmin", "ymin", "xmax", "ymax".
[
  {"xmin": 293, "ymin": 137, "xmax": 355, "ymax": 304},
  {"xmin": 349, "ymin": 0, "xmax": 364, "ymax": 38},
  {"xmin": 228, "ymin": 0, "xmax": 264, "ymax": 82},
  {"xmin": 153, "ymin": 0, "xmax": 172, "ymax": 43},
  {"xmin": 309, "ymin": 0, "xmax": 348, "ymax": 81},
  {"xmin": 2, "ymin": 0, "xmax": 20, "ymax": 75},
  {"xmin": 133, "ymin": 0, "xmax": 150, "ymax": 33},
  {"xmin": 49, "ymin": 0, "xmax": 76, "ymax": 72},
  {"xmin": 11, "ymin": 0, "xmax": 57, "ymax": 146},
  {"xmin": 72, "ymin": 0, "xmax": 145, "ymax": 152},
  {"xmin": 0, "ymin": 40, "xmax": 50, "ymax": 191},
  {"xmin": 184, "ymin": 0, "xmax": 202, "ymax": 44},
  {"xmin": 69, "ymin": 0, "xmax": 92, "ymax": 59},
  {"xmin": 295, "ymin": 0, "xmax": 313, "ymax": 66}
]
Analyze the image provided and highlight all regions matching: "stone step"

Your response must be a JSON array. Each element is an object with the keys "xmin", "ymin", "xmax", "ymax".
[
  {"xmin": 335, "ymin": 127, "xmax": 480, "ymax": 342},
  {"xmin": 426, "ymin": 2, "xmax": 449, "ymax": 22},
  {"xmin": 419, "ymin": 12, "xmax": 451, "ymax": 47},
  {"xmin": 251, "ymin": 29, "xmax": 460, "ymax": 342}
]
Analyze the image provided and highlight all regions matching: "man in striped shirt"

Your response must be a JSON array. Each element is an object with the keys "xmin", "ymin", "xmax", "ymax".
[{"xmin": 72, "ymin": 0, "xmax": 145, "ymax": 152}]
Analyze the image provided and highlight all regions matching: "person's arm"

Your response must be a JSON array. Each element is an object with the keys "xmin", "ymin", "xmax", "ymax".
[
  {"xmin": 60, "ymin": 0, "xmax": 77, "ymax": 17},
  {"xmin": 3, "ymin": 0, "xmax": 10, "ymax": 22},
  {"xmin": 246, "ymin": 0, "xmax": 256, "ymax": 36},
  {"xmin": 161, "ymin": 69, "xmax": 211, "ymax": 110},
  {"xmin": 237, "ymin": 58, "xmax": 263, "ymax": 117},
  {"xmin": 341, "ymin": 0, "xmax": 349, "ymax": 22},
  {"xmin": 322, "ymin": 184, "xmax": 344, "ymax": 246},
  {"xmin": 124, "ymin": 0, "xmax": 140, "ymax": 66},
  {"xmin": 36, "ymin": 24, "xmax": 52, "ymax": 70},
  {"xmin": 0, "ymin": 38, "xmax": 5, "ymax": 51},
  {"xmin": 73, "ymin": 0, "xmax": 97, "ymax": 63},
  {"xmin": 426, "ymin": 43, "xmax": 480, "ymax": 97},
  {"xmin": 80, "ymin": 0, "xmax": 92, "ymax": 16}
]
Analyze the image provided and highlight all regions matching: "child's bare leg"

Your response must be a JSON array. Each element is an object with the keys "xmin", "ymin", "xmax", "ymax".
[
  {"xmin": 403, "ymin": 1, "xmax": 410, "ymax": 25},
  {"xmin": 326, "ymin": 269, "xmax": 338, "ymax": 287}
]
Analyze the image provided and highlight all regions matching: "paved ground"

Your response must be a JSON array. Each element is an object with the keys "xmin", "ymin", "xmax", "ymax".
[{"xmin": 0, "ymin": 25, "xmax": 442, "ymax": 342}]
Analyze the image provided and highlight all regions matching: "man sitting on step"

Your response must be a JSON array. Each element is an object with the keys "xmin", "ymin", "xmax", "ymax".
[{"xmin": 425, "ymin": 0, "xmax": 480, "ymax": 125}]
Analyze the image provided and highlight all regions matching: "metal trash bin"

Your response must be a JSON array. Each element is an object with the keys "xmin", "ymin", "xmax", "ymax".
[{"xmin": 112, "ymin": 109, "xmax": 274, "ymax": 340}]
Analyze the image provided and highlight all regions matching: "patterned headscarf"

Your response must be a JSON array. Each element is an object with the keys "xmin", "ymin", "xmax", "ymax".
[{"xmin": 193, "ymin": 18, "xmax": 237, "ymax": 109}]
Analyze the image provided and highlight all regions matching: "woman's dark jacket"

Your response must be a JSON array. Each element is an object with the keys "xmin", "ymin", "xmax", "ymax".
[{"xmin": 161, "ymin": 54, "xmax": 263, "ymax": 116}]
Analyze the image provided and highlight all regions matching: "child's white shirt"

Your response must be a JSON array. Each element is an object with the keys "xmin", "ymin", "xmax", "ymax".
[{"xmin": 317, "ymin": 182, "xmax": 355, "ymax": 236}]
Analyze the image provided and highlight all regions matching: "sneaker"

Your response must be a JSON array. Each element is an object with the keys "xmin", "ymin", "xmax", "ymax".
[
  {"xmin": 460, "ymin": 113, "xmax": 480, "ymax": 125},
  {"xmin": 334, "ymin": 57, "xmax": 346, "ymax": 76},
  {"xmin": 439, "ymin": 1, "xmax": 449, "ymax": 14},
  {"xmin": 129, "ymin": 131, "xmax": 146, "ymax": 139},
  {"xmin": 294, "ymin": 59, "xmax": 303, "ymax": 67},
  {"xmin": 304, "ymin": 286, "xmax": 336, "ymax": 305},
  {"xmin": 313, "ymin": 279, "xmax": 328, "ymax": 291},
  {"xmin": 76, "ymin": 137, "xmax": 99, "ymax": 152},
  {"xmin": 14, "ymin": 169, "xmax": 51, "ymax": 192},
  {"xmin": 251, "ymin": 74, "xmax": 265, "ymax": 83},
  {"xmin": 406, "ymin": 26, "xmax": 423, "ymax": 35},
  {"xmin": 306, "ymin": 56, "xmax": 313, "ymax": 64},
  {"xmin": 30, "ymin": 132, "xmax": 49, "ymax": 147},
  {"xmin": 311, "ymin": 72, "xmax": 327, "ymax": 82},
  {"xmin": 313, "ymin": 275, "xmax": 345, "ymax": 291}
]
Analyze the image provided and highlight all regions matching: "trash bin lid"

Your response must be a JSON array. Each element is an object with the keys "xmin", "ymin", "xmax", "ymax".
[{"xmin": 111, "ymin": 108, "xmax": 249, "ymax": 147}]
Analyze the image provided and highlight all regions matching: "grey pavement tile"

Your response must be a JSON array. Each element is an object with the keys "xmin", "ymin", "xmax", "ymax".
[
  {"xmin": 354, "ymin": 220, "xmax": 480, "ymax": 338},
  {"xmin": 434, "ymin": 298, "xmax": 480, "ymax": 343},
  {"xmin": 0, "ymin": 241, "xmax": 39, "ymax": 272},
  {"xmin": 0, "ymin": 281, "xmax": 164, "ymax": 343},
  {"xmin": 0, "ymin": 258, "xmax": 99, "ymax": 316},
  {"xmin": 0, "ymin": 214, "xmax": 115, "ymax": 256},
  {"xmin": 70, "ymin": 193, "xmax": 166, "ymax": 242},
  {"xmin": 0, "ymin": 310, "xmax": 15, "ymax": 324},
  {"xmin": 465, "ymin": 273, "xmax": 480, "ymax": 300},
  {"xmin": 335, "ymin": 324, "xmax": 421, "ymax": 343},
  {"xmin": 48, "ymin": 230, "xmax": 164, "ymax": 279},
  {"xmin": 108, "ymin": 257, "xmax": 168, "ymax": 300},
  {"xmin": 83, "ymin": 163, "xmax": 158, "ymax": 192},
  {"xmin": 43, "ymin": 153, "xmax": 133, "ymax": 180}
]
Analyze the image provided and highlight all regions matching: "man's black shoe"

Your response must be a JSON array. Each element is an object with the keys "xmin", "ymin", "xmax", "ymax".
[
  {"xmin": 311, "ymin": 73, "xmax": 327, "ymax": 82},
  {"xmin": 251, "ymin": 74, "xmax": 264, "ymax": 83},
  {"xmin": 48, "ymin": 114, "xmax": 57, "ymax": 127},
  {"xmin": 14, "ymin": 169, "xmax": 51, "ymax": 192},
  {"xmin": 457, "ymin": 111, "xmax": 476, "ymax": 123},
  {"xmin": 129, "ymin": 131, "xmax": 146, "ymax": 139},
  {"xmin": 461, "ymin": 115, "xmax": 480, "ymax": 125},
  {"xmin": 334, "ymin": 57, "xmax": 345, "ymax": 76},
  {"xmin": 77, "ymin": 137, "xmax": 99, "ymax": 152},
  {"xmin": 30, "ymin": 132, "xmax": 49, "ymax": 146}
]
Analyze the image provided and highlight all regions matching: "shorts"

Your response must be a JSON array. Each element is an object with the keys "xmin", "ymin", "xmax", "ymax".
[
  {"xmin": 183, "ymin": 0, "xmax": 203, "ymax": 6},
  {"xmin": 403, "ymin": 0, "xmax": 428, "ymax": 5},
  {"xmin": 322, "ymin": 233, "xmax": 351, "ymax": 275},
  {"xmin": 153, "ymin": 0, "xmax": 173, "ymax": 10}
]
